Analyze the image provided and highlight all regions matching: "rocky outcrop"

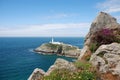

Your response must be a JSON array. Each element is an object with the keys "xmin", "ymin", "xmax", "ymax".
[
  {"xmin": 45, "ymin": 58, "xmax": 76, "ymax": 76},
  {"xmin": 90, "ymin": 43, "xmax": 120, "ymax": 79},
  {"xmin": 85, "ymin": 12, "xmax": 119, "ymax": 46},
  {"xmin": 78, "ymin": 12, "xmax": 120, "ymax": 60},
  {"xmin": 28, "ymin": 58, "xmax": 76, "ymax": 80},
  {"xmin": 35, "ymin": 43, "xmax": 81, "ymax": 58},
  {"xmin": 28, "ymin": 68, "xmax": 45, "ymax": 80},
  {"xmin": 89, "ymin": 12, "xmax": 119, "ymax": 35}
]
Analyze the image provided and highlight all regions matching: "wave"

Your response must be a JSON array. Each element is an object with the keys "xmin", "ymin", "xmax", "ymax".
[{"xmin": 28, "ymin": 48, "xmax": 34, "ymax": 52}]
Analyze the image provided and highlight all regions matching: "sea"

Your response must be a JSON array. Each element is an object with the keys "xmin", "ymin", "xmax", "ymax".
[{"xmin": 0, "ymin": 37, "xmax": 84, "ymax": 80}]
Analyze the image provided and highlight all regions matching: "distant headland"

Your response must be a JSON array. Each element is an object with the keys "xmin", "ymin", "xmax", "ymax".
[{"xmin": 34, "ymin": 37, "xmax": 81, "ymax": 58}]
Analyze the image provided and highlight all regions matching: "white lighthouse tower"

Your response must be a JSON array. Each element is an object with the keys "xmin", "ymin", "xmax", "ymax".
[
  {"xmin": 49, "ymin": 37, "xmax": 62, "ymax": 44},
  {"xmin": 51, "ymin": 37, "xmax": 54, "ymax": 43}
]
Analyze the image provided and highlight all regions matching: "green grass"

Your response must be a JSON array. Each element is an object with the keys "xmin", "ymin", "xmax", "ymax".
[
  {"xmin": 89, "ymin": 42, "xmax": 98, "ymax": 53},
  {"xmin": 45, "ymin": 43, "xmax": 60, "ymax": 50},
  {"xmin": 74, "ymin": 61, "xmax": 92, "ymax": 70},
  {"xmin": 65, "ymin": 46, "xmax": 77, "ymax": 50},
  {"xmin": 41, "ymin": 69, "xmax": 96, "ymax": 80},
  {"xmin": 40, "ymin": 61, "xmax": 96, "ymax": 80},
  {"xmin": 43, "ymin": 69, "xmax": 71, "ymax": 80}
]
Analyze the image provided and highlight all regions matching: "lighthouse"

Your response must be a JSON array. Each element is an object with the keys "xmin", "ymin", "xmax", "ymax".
[
  {"xmin": 49, "ymin": 37, "xmax": 62, "ymax": 44},
  {"xmin": 51, "ymin": 37, "xmax": 54, "ymax": 43}
]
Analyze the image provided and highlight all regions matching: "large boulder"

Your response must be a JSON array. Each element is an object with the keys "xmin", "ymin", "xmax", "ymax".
[{"xmin": 90, "ymin": 43, "xmax": 120, "ymax": 79}]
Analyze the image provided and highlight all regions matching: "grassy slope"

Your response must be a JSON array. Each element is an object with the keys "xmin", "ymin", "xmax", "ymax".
[{"xmin": 40, "ymin": 61, "xmax": 97, "ymax": 80}]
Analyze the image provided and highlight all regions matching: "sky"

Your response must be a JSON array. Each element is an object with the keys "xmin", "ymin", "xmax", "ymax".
[{"xmin": 0, "ymin": 0, "xmax": 120, "ymax": 37}]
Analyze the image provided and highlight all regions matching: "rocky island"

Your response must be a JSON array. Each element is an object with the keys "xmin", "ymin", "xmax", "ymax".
[
  {"xmin": 34, "ymin": 38, "xmax": 81, "ymax": 58},
  {"xmin": 28, "ymin": 12, "xmax": 120, "ymax": 80}
]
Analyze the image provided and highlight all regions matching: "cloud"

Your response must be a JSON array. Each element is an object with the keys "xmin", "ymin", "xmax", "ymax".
[
  {"xmin": 44, "ymin": 13, "xmax": 68, "ymax": 19},
  {"xmin": 42, "ymin": 13, "xmax": 79, "ymax": 20},
  {"xmin": 0, "ymin": 23, "xmax": 90, "ymax": 37},
  {"xmin": 97, "ymin": 0, "xmax": 120, "ymax": 13}
]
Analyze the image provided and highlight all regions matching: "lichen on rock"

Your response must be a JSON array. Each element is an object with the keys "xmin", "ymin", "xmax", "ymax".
[{"xmin": 90, "ymin": 43, "xmax": 120, "ymax": 79}]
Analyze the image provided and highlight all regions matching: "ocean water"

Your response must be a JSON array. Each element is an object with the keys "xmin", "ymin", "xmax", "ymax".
[{"xmin": 0, "ymin": 37, "xmax": 84, "ymax": 80}]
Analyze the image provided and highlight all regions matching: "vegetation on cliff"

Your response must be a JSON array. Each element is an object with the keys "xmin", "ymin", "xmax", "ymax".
[
  {"xmin": 40, "ymin": 61, "xmax": 97, "ymax": 80},
  {"xmin": 90, "ymin": 28, "xmax": 120, "ymax": 52},
  {"xmin": 45, "ymin": 43, "xmax": 62, "ymax": 50}
]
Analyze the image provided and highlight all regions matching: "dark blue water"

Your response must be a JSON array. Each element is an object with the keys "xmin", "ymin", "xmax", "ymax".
[{"xmin": 0, "ymin": 37, "xmax": 84, "ymax": 80}]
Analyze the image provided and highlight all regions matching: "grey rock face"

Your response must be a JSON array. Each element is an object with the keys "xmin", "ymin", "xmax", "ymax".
[
  {"xmin": 90, "ymin": 12, "xmax": 119, "ymax": 34},
  {"xmin": 78, "ymin": 46, "xmax": 89, "ymax": 60},
  {"xmin": 45, "ymin": 58, "xmax": 76, "ymax": 76},
  {"xmin": 90, "ymin": 43, "xmax": 120, "ymax": 76},
  {"xmin": 85, "ymin": 12, "xmax": 119, "ymax": 46}
]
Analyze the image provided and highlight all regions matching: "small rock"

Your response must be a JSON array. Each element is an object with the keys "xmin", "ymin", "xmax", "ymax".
[{"xmin": 28, "ymin": 68, "xmax": 45, "ymax": 80}]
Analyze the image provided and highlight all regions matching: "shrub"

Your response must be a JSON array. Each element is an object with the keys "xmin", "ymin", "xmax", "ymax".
[
  {"xmin": 90, "ymin": 28, "xmax": 120, "ymax": 52},
  {"xmin": 89, "ymin": 42, "xmax": 97, "ymax": 53},
  {"xmin": 94, "ymin": 28, "xmax": 115, "ymax": 45},
  {"xmin": 86, "ymin": 56, "xmax": 91, "ymax": 61},
  {"xmin": 115, "ymin": 34, "xmax": 120, "ymax": 43}
]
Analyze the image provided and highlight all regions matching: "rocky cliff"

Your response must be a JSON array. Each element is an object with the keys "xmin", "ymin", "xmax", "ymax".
[
  {"xmin": 78, "ymin": 12, "xmax": 120, "ymax": 60},
  {"xmin": 35, "ymin": 43, "xmax": 81, "ymax": 58},
  {"xmin": 78, "ymin": 12, "xmax": 120, "ymax": 80},
  {"xmin": 28, "ymin": 12, "xmax": 120, "ymax": 80}
]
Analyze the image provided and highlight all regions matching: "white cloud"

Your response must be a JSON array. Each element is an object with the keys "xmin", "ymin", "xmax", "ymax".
[
  {"xmin": 97, "ymin": 0, "xmax": 120, "ymax": 13},
  {"xmin": 0, "ymin": 23, "xmax": 90, "ymax": 37},
  {"xmin": 42, "ymin": 13, "xmax": 79, "ymax": 20},
  {"xmin": 44, "ymin": 13, "xmax": 68, "ymax": 19}
]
